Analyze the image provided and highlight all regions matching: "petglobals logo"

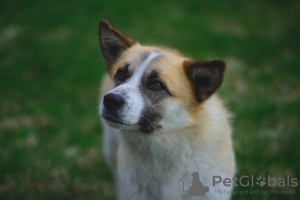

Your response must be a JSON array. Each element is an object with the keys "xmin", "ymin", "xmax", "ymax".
[
  {"xmin": 178, "ymin": 172, "xmax": 298, "ymax": 198},
  {"xmin": 179, "ymin": 171, "xmax": 210, "ymax": 197},
  {"xmin": 213, "ymin": 175, "xmax": 298, "ymax": 187}
]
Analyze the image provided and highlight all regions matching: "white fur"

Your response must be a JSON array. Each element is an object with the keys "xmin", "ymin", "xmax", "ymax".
[{"xmin": 159, "ymin": 98, "xmax": 192, "ymax": 131}]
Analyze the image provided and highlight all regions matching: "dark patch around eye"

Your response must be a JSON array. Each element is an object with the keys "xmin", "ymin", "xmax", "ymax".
[
  {"xmin": 137, "ymin": 69, "xmax": 172, "ymax": 134},
  {"xmin": 114, "ymin": 63, "xmax": 130, "ymax": 86},
  {"xmin": 143, "ymin": 71, "xmax": 172, "ymax": 95},
  {"xmin": 146, "ymin": 70, "xmax": 159, "ymax": 82}
]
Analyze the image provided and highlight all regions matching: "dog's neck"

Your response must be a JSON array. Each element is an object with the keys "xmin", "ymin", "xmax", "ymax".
[{"xmin": 119, "ymin": 122, "xmax": 213, "ymax": 165}]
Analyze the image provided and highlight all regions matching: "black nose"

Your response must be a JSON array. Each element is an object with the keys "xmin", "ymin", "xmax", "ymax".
[{"xmin": 103, "ymin": 93, "xmax": 125, "ymax": 110}]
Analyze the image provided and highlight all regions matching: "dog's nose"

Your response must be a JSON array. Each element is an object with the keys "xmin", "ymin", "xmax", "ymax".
[{"xmin": 103, "ymin": 93, "xmax": 125, "ymax": 110}]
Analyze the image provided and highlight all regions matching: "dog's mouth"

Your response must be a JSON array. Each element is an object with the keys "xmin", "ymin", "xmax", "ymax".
[
  {"xmin": 102, "ymin": 114, "xmax": 139, "ymax": 130},
  {"xmin": 102, "ymin": 114, "xmax": 124, "ymax": 125}
]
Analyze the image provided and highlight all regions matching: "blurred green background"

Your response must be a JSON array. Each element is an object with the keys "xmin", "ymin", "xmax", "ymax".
[{"xmin": 0, "ymin": 0, "xmax": 299, "ymax": 199}]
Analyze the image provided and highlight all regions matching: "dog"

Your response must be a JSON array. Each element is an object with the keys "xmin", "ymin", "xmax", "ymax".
[{"xmin": 98, "ymin": 19, "xmax": 235, "ymax": 200}]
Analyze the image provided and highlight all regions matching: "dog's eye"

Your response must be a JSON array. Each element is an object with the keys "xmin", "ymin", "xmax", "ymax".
[
  {"xmin": 149, "ymin": 81, "xmax": 165, "ymax": 91},
  {"xmin": 116, "ymin": 70, "xmax": 126, "ymax": 81}
]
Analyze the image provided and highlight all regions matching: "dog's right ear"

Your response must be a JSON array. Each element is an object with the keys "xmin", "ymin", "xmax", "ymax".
[{"xmin": 99, "ymin": 20, "xmax": 136, "ymax": 70}]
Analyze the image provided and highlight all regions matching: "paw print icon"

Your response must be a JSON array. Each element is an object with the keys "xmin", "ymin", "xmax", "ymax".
[{"xmin": 256, "ymin": 176, "xmax": 266, "ymax": 186}]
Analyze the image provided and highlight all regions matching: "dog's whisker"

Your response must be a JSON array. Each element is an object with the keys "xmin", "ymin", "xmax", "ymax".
[{"xmin": 140, "ymin": 114, "xmax": 154, "ymax": 125}]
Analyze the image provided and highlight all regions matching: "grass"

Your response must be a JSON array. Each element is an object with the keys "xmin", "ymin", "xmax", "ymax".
[{"xmin": 0, "ymin": 0, "xmax": 299, "ymax": 199}]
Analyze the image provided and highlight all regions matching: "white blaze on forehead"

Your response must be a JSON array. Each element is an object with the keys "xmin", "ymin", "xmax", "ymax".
[
  {"xmin": 127, "ymin": 52, "xmax": 160, "ymax": 86},
  {"xmin": 104, "ymin": 52, "xmax": 161, "ymax": 125}
]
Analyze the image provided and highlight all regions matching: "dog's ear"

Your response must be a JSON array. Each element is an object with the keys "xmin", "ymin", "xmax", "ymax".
[
  {"xmin": 99, "ymin": 19, "xmax": 136, "ymax": 70},
  {"xmin": 183, "ymin": 60, "xmax": 225, "ymax": 102}
]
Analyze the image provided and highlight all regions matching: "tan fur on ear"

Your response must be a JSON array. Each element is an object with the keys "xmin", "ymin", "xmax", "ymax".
[
  {"xmin": 99, "ymin": 19, "xmax": 136, "ymax": 70},
  {"xmin": 183, "ymin": 60, "xmax": 225, "ymax": 102}
]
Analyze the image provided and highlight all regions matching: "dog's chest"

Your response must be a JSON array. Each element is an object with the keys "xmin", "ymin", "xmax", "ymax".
[{"xmin": 116, "ymin": 142, "xmax": 216, "ymax": 200}]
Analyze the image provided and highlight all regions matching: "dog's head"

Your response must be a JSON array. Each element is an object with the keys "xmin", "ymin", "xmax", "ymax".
[{"xmin": 99, "ymin": 20, "xmax": 225, "ymax": 134}]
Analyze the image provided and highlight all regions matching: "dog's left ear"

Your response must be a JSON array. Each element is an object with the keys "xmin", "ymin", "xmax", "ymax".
[
  {"xmin": 183, "ymin": 60, "xmax": 225, "ymax": 102},
  {"xmin": 99, "ymin": 19, "xmax": 136, "ymax": 70}
]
